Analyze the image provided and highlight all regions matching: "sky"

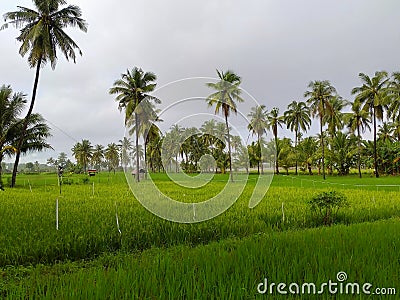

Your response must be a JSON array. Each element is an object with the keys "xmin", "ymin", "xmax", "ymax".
[{"xmin": 1, "ymin": 0, "xmax": 399, "ymax": 164}]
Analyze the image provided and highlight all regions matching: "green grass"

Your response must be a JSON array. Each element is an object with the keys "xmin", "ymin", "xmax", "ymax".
[
  {"xmin": 2, "ymin": 219, "xmax": 399, "ymax": 299},
  {"xmin": 0, "ymin": 172, "xmax": 399, "ymax": 298}
]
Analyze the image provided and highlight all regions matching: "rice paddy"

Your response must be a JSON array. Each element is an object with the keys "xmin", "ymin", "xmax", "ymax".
[{"xmin": 0, "ymin": 172, "xmax": 399, "ymax": 299}]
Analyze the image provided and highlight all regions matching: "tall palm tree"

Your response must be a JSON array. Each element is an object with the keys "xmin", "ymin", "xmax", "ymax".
[
  {"xmin": 345, "ymin": 100, "xmax": 371, "ymax": 178},
  {"xmin": 2, "ymin": 0, "xmax": 87, "ymax": 187},
  {"xmin": 305, "ymin": 80, "xmax": 337, "ymax": 180},
  {"xmin": 283, "ymin": 101, "xmax": 311, "ymax": 175},
  {"xmin": 71, "ymin": 139, "xmax": 93, "ymax": 173},
  {"xmin": 351, "ymin": 71, "xmax": 390, "ymax": 178},
  {"xmin": 267, "ymin": 107, "xmax": 284, "ymax": 174},
  {"xmin": 206, "ymin": 70, "xmax": 244, "ymax": 181},
  {"xmin": 247, "ymin": 105, "xmax": 268, "ymax": 174},
  {"xmin": 109, "ymin": 67, "xmax": 159, "ymax": 182},
  {"xmin": 127, "ymin": 100, "xmax": 161, "ymax": 176}
]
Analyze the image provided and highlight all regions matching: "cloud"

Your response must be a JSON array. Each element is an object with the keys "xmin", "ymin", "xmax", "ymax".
[{"xmin": 1, "ymin": 0, "xmax": 399, "ymax": 163}]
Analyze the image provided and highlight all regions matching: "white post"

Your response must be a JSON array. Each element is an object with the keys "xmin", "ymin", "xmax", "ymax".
[
  {"xmin": 56, "ymin": 198, "xmax": 59, "ymax": 230},
  {"xmin": 281, "ymin": 202, "xmax": 285, "ymax": 223},
  {"xmin": 115, "ymin": 202, "xmax": 121, "ymax": 235}
]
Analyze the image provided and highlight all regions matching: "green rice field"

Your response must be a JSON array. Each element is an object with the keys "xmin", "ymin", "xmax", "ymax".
[{"xmin": 0, "ymin": 172, "xmax": 399, "ymax": 299}]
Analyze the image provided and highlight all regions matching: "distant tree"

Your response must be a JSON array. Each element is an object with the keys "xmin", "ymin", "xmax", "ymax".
[
  {"xmin": 25, "ymin": 162, "xmax": 34, "ymax": 173},
  {"xmin": 57, "ymin": 152, "xmax": 68, "ymax": 168},
  {"xmin": 34, "ymin": 161, "xmax": 40, "ymax": 173},
  {"xmin": 71, "ymin": 139, "xmax": 93, "ymax": 173},
  {"xmin": 105, "ymin": 143, "xmax": 120, "ymax": 174},
  {"xmin": 91, "ymin": 145, "xmax": 104, "ymax": 172}
]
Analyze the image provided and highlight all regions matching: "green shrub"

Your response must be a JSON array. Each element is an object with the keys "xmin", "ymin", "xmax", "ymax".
[{"xmin": 309, "ymin": 190, "xmax": 348, "ymax": 225}]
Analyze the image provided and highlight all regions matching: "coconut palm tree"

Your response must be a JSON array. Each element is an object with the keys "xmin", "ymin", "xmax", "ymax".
[
  {"xmin": 2, "ymin": 1, "xmax": 87, "ymax": 187},
  {"xmin": 378, "ymin": 122, "xmax": 394, "ymax": 143},
  {"xmin": 267, "ymin": 107, "xmax": 284, "ymax": 174},
  {"xmin": 105, "ymin": 143, "xmax": 120, "ymax": 174},
  {"xmin": 118, "ymin": 137, "xmax": 133, "ymax": 170},
  {"xmin": 207, "ymin": 70, "xmax": 244, "ymax": 181},
  {"xmin": 247, "ymin": 105, "xmax": 268, "ymax": 174},
  {"xmin": 388, "ymin": 72, "xmax": 400, "ymax": 142},
  {"xmin": 109, "ymin": 67, "xmax": 159, "ymax": 182},
  {"xmin": 127, "ymin": 100, "xmax": 161, "ymax": 176},
  {"xmin": 12, "ymin": 113, "xmax": 52, "ymax": 177},
  {"xmin": 0, "ymin": 85, "xmax": 26, "ymax": 189},
  {"xmin": 324, "ymin": 96, "xmax": 349, "ymax": 138},
  {"xmin": 200, "ymin": 119, "xmax": 218, "ymax": 149},
  {"xmin": 351, "ymin": 71, "xmax": 390, "ymax": 178},
  {"xmin": 345, "ymin": 100, "xmax": 371, "ymax": 178},
  {"xmin": 298, "ymin": 136, "xmax": 318, "ymax": 175},
  {"xmin": 91, "ymin": 145, "xmax": 104, "ymax": 172},
  {"xmin": 283, "ymin": 101, "xmax": 311, "ymax": 175},
  {"xmin": 305, "ymin": 80, "xmax": 337, "ymax": 180},
  {"xmin": 71, "ymin": 139, "xmax": 93, "ymax": 173}
]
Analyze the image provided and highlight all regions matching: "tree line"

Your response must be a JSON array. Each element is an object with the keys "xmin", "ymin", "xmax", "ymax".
[{"xmin": 107, "ymin": 68, "xmax": 400, "ymax": 181}]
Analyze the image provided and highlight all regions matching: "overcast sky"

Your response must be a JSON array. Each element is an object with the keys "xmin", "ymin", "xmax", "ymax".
[{"xmin": 1, "ymin": 0, "xmax": 399, "ymax": 164}]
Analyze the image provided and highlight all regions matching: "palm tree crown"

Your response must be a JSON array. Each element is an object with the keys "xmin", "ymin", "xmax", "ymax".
[{"xmin": 1, "ymin": 0, "xmax": 88, "ymax": 68}]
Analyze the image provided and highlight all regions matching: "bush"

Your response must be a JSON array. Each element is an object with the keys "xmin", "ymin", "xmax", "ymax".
[{"xmin": 309, "ymin": 191, "xmax": 348, "ymax": 226}]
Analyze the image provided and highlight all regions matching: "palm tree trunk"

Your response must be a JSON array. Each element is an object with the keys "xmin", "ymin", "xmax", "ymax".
[
  {"xmin": 373, "ymin": 107, "xmax": 379, "ymax": 178},
  {"xmin": 357, "ymin": 124, "xmax": 362, "ymax": 178},
  {"xmin": 225, "ymin": 115, "xmax": 233, "ymax": 182},
  {"xmin": 274, "ymin": 130, "xmax": 279, "ymax": 175},
  {"xmin": 320, "ymin": 114, "xmax": 326, "ymax": 180},
  {"xmin": 144, "ymin": 140, "xmax": 147, "ymax": 179},
  {"xmin": 295, "ymin": 129, "xmax": 298, "ymax": 175},
  {"xmin": 11, "ymin": 57, "xmax": 42, "ymax": 187},
  {"xmin": 135, "ymin": 113, "xmax": 140, "ymax": 182},
  {"xmin": 259, "ymin": 133, "xmax": 264, "ymax": 175},
  {"xmin": 0, "ymin": 157, "xmax": 4, "ymax": 191}
]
